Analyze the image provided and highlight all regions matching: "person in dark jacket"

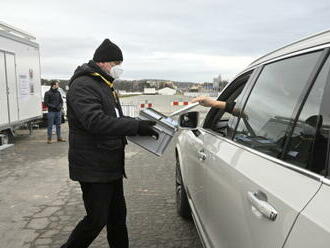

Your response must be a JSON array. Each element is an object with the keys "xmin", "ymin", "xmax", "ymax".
[
  {"xmin": 44, "ymin": 81, "xmax": 66, "ymax": 144},
  {"xmin": 60, "ymin": 39, "xmax": 158, "ymax": 248}
]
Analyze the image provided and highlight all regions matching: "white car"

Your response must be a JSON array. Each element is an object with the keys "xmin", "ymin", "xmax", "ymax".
[{"xmin": 176, "ymin": 30, "xmax": 330, "ymax": 248}]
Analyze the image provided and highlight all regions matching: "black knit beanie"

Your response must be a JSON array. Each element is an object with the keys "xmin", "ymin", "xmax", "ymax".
[{"xmin": 93, "ymin": 39, "xmax": 123, "ymax": 62}]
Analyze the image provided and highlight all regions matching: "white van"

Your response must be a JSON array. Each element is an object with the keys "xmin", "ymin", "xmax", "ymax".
[{"xmin": 0, "ymin": 22, "xmax": 42, "ymax": 136}]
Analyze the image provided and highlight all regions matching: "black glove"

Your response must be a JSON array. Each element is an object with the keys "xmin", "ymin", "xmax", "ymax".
[{"xmin": 137, "ymin": 120, "xmax": 159, "ymax": 139}]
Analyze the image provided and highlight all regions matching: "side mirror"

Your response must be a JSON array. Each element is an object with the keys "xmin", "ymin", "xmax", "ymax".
[{"xmin": 179, "ymin": 111, "xmax": 199, "ymax": 129}]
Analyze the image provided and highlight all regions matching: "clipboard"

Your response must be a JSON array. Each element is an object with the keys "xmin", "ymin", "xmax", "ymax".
[{"xmin": 127, "ymin": 103, "xmax": 200, "ymax": 156}]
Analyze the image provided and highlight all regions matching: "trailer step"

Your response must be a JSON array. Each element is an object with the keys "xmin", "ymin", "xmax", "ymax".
[
  {"xmin": 0, "ymin": 133, "xmax": 9, "ymax": 145},
  {"xmin": 0, "ymin": 144, "xmax": 14, "ymax": 151}
]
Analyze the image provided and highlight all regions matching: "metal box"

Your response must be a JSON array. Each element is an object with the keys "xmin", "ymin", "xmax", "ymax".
[{"xmin": 127, "ymin": 108, "xmax": 178, "ymax": 156}]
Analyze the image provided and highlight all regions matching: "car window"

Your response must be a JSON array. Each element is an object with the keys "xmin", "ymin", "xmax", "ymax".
[
  {"xmin": 233, "ymin": 51, "xmax": 322, "ymax": 158},
  {"xmin": 283, "ymin": 56, "xmax": 330, "ymax": 175},
  {"xmin": 205, "ymin": 72, "xmax": 252, "ymax": 137}
]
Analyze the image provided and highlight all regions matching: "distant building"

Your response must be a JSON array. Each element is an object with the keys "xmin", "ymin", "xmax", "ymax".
[
  {"xmin": 213, "ymin": 74, "xmax": 222, "ymax": 90},
  {"xmin": 189, "ymin": 86, "xmax": 200, "ymax": 92},
  {"xmin": 144, "ymin": 88, "xmax": 157, "ymax": 95},
  {"xmin": 202, "ymin": 82, "xmax": 213, "ymax": 91},
  {"xmin": 158, "ymin": 87, "xmax": 177, "ymax": 95},
  {"xmin": 213, "ymin": 74, "xmax": 228, "ymax": 91}
]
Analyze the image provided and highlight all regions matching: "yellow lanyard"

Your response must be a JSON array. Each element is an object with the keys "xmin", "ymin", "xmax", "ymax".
[
  {"xmin": 90, "ymin": 72, "xmax": 119, "ymax": 101},
  {"xmin": 90, "ymin": 72, "xmax": 114, "ymax": 88}
]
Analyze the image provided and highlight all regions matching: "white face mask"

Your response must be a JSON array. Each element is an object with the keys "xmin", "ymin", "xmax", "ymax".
[{"xmin": 110, "ymin": 65, "xmax": 123, "ymax": 79}]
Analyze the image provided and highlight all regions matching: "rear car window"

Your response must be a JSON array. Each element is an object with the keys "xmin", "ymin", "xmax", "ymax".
[
  {"xmin": 283, "ymin": 55, "xmax": 330, "ymax": 175},
  {"xmin": 233, "ymin": 51, "xmax": 322, "ymax": 159}
]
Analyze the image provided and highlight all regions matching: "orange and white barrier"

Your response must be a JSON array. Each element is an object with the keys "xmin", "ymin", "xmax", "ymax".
[
  {"xmin": 140, "ymin": 103, "xmax": 153, "ymax": 108},
  {"xmin": 171, "ymin": 101, "xmax": 191, "ymax": 106}
]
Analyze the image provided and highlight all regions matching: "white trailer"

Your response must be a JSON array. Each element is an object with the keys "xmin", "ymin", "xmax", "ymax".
[{"xmin": 0, "ymin": 22, "xmax": 42, "ymax": 142}]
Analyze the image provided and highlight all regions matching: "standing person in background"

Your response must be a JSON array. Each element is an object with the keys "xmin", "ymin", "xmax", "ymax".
[
  {"xmin": 44, "ymin": 81, "xmax": 66, "ymax": 144},
  {"xmin": 60, "ymin": 38, "xmax": 158, "ymax": 248}
]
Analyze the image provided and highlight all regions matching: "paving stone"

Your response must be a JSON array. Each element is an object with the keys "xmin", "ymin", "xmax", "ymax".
[
  {"xmin": 34, "ymin": 207, "xmax": 61, "ymax": 218},
  {"xmin": 35, "ymin": 238, "xmax": 52, "ymax": 245},
  {"xmin": 27, "ymin": 218, "xmax": 49, "ymax": 230},
  {"xmin": 1, "ymin": 116, "xmax": 203, "ymax": 248}
]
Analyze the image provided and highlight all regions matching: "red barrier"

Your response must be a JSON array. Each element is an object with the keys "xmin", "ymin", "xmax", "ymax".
[
  {"xmin": 171, "ymin": 101, "xmax": 191, "ymax": 106},
  {"xmin": 140, "ymin": 103, "xmax": 153, "ymax": 108}
]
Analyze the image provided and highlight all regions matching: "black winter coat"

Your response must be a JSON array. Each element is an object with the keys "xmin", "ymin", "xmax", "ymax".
[
  {"xmin": 44, "ymin": 88, "xmax": 63, "ymax": 112},
  {"xmin": 67, "ymin": 60, "xmax": 139, "ymax": 183}
]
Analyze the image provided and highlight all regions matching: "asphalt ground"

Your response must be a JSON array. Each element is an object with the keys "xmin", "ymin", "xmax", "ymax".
[{"xmin": 0, "ymin": 95, "xmax": 208, "ymax": 248}]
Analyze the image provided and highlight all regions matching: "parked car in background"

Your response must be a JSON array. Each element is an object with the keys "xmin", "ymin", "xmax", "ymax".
[
  {"xmin": 41, "ymin": 85, "xmax": 66, "ymax": 126},
  {"xmin": 175, "ymin": 30, "xmax": 330, "ymax": 248},
  {"xmin": 58, "ymin": 87, "xmax": 67, "ymax": 117}
]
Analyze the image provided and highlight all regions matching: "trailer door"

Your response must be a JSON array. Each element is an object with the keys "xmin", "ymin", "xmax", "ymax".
[
  {"xmin": 5, "ymin": 53, "xmax": 19, "ymax": 123},
  {"xmin": 0, "ymin": 52, "xmax": 9, "ymax": 126}
]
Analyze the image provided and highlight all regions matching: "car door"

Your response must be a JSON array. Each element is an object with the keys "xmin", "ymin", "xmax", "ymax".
[
  {"xmin": 0, "ymin": 51, "xmax": 9, "ymax": 126},
  {"xmin": 202, "ymin": 49, "xmax": 329, "ymax": 248},
  {"xmin": 199, "ymin": 70, "xmax": 258, "ymax": 247},
  {"xmin": 283, "ymin": 182, "xmax": 330, "ymax": 248},
  {"xmin": 180, "ymin": 125, "xmax": 208, "ymax": 229},
  {"xmin": 5, "ymin": 53, "xmax": 19, "ymax": 122},
  {"xmin": 283, "ymin": 54, "xmax": 330, "ymax": 248}
]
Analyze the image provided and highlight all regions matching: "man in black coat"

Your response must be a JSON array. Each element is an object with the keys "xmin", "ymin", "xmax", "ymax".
[
  {"xmin": 61, "ymin": 39, "xmax": 158, "ymax": 248},
  {"xmin": 44, "ymin": 81, "xmax": 65, "ymax": 144}
]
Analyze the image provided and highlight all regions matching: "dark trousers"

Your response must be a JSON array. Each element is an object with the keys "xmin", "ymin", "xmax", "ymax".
[
  {"xmin": 47, "ymin": 111, "xmax": 61, "ymax": 139},
  {"xmin": 61, "ymin": 179, "xmax": 128, "ymax": 248}
]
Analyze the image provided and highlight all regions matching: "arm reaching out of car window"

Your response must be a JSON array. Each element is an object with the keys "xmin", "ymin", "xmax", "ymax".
[
  {"xmin": 192, "ymin": 96, "xmax": 237, "ymax": 114},
  {"xmin": 192, "ymin": 96, "xmax": 226, "ymax": 108},
  {"xmin": 191, "ymin": 96, "xmax": 246, "ymax": 118}
]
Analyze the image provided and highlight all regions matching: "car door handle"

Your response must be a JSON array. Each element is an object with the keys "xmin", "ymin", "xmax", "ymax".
[
  {"xmin": 198, "ymin": 150, "xmax": 207, "ymax": 161},
  {"xmin": 247, "ymin": 191, "xmax": 278, "ymax": 221}
]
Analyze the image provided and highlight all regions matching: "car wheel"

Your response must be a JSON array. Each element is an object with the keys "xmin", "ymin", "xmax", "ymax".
[{"xmin": 176, "ymin": 157, "xmax": 191, "ymax": 219}]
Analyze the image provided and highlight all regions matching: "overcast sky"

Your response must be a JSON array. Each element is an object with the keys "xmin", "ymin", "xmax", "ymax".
[{"xmin": 2, "ymin": 0, "xmax": 330, "ymax": 82}]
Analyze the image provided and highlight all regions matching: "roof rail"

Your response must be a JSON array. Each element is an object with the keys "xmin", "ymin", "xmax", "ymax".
[
  {"xmin": 249, "ymin": 29, "xmax": 330, "ymax": 67},
  {"xmin": 0, "ymin": 21, "xmax": 36, "ymax": 41}
]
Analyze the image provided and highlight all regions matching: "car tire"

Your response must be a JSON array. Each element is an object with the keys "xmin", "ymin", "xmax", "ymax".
[{"xmin": 176, "ymin": 157, "xmax": 191, "ymax": 219}]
